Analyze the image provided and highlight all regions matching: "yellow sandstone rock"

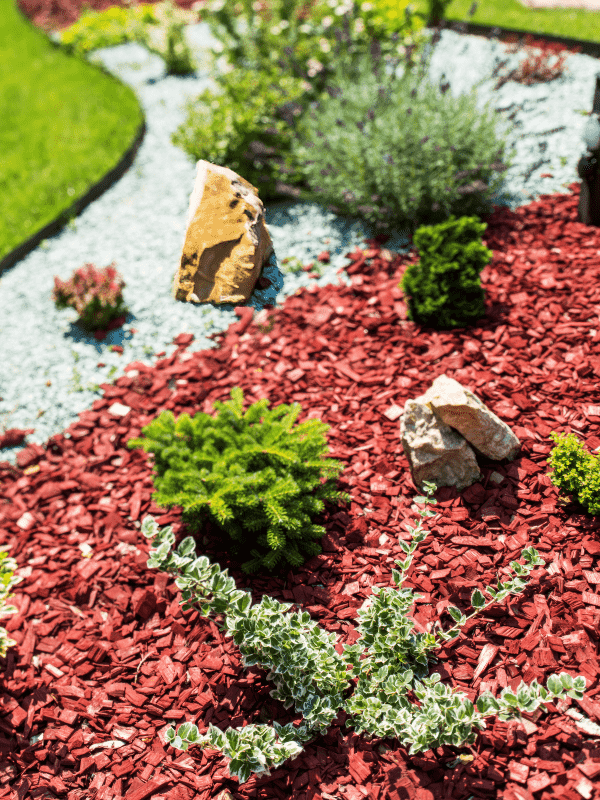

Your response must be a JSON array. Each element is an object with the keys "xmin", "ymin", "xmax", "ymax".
[{"xmin": 172, "ymin": 160, "xmax": 274, "ymax": 305}]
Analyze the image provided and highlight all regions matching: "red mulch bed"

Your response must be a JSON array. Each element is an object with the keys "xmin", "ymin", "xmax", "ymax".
[{"xmin": 1, "ymin": 182, "xmax": 600, "ymax": 800}]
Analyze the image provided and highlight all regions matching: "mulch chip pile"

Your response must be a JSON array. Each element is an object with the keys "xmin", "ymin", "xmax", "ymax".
[{"xmin": 2, "ymin": 182, "xmax": 600, "ymax": 800}]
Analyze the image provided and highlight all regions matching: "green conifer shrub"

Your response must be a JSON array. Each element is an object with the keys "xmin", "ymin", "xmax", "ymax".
[
  {"xmin": 126, "ymin": 387, "xmax": 351, "ymax": 573},
  {"xmin": 399, "ymin": 215, "xmax": 492, "ymax": 330},
  {"xmin": 546, "ymin": 431, "xmax": 600, "ymax": 515}
]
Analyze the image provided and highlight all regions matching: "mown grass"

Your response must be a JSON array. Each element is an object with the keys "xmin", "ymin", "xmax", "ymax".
[
  {"xmin": 413, "ymin": 0, "xmax": 600, "ymax": 44},
  {"xmin": 0, "ymin": 0, "xmax": 143, "ymax": 264}
]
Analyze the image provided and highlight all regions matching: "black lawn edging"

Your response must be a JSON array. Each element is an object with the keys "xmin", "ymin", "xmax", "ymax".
[{"xmin": 0, "ymin": 116, "xmax": 146, "ymax": 279}]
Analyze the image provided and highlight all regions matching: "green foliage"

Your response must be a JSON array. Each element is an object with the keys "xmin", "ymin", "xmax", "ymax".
[
  {"xmin": 55, "ymin": 3, "xmax": 159, "ymax": 57},
  {"xmin": 56, "ymin": 0, "xmax": 197, "ymax": 75},
  {"xmin": 127, "ymin": 387, "xmax": 351, "ymax": 573},
  {"xmin": 138, "ymin": 488, "xmax": 587, "ymax": 782},
  {"xmin": 143, "ymin": 0, "xmax": 198, "ymax": 75},
  {"xmin": 281, "ymin": 40, "xmax": 516, "ymax": 238},
  {"xmin": 547, "ymin": 431, "xmax": 600, "ymax": 515},
  {"xmin": 171, "ymin": 0, "xmax": 434, "ymax": 200},
  {"xmin": 198, "ymin": 0, "xmax": 430, "ymax": 94},
  {"xmin": 399, "ymin": 215, "xmax": 492, "ymax": 330},
  {"xmin": 171, "ymin": 65, "xmax": 318, "ymax": 202}
]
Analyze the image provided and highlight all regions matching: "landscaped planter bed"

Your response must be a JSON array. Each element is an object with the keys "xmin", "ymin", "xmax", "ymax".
[{"xmin": 1, "ymin": 181, "xmax": 600, "ymax": 799}]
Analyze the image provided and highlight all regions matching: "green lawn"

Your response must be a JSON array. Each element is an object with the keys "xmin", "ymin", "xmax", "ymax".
[
  {"xmin": 0, "ymin": 0, "xmax": 143, "ymax": 265},
  {"xmin": 1, "ymin": 0, "xmax": 599, "ymax": 269},
  {"xmin": 413, "ymin": 0, "xmax": 600, "ymax": 44}
]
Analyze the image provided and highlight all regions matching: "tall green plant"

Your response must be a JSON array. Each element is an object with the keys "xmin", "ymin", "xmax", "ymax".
[
  {"xmin": 127, "ymin": 387, "xmax": 351, "ymax": 573},
  {"xmin": 137, "ymin": 483, "xmax": 587, "ymax": 783},
  {"xmin": 171, "ymin": 65, "xmax": 318, "ymax": 202}
]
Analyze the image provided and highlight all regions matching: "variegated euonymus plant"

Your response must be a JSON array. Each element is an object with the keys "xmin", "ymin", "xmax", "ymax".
[{"xmin": 140, "ymin": 482, "xmax": 587, "ymax": 784}]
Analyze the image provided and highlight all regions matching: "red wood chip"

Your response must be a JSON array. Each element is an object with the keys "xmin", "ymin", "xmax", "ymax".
[{"xmin": 2, "ymin": 136, "xmax": 600, "ymax": 800}]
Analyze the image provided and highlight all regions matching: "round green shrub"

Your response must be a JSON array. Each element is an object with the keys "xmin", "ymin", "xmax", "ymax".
[
  {"xmin": 399, "ymin": 214, "xmax": 492, "ymax": 330},
  {"xmin": 126, "ymin": 387, "xmax": 351, "ymax": 574}
]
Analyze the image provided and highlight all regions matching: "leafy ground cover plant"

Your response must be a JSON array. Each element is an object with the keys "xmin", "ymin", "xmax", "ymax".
[
  {"xmin": 126, "ymin": 386, "xmax": 351, "ymax": 572},
  {"xmin": 546, "ymin": 431, "xmax": 600, "ymax": 516},
  {"xmin": 54, "ymin": 0, "xmax": 198, "ymax": 75},
  {"xmin": 52, "ymin": 262, "xmax": 129, "ymax": 334},
  {"xmin": 400, "ymin": 214, "xmax": 491, "ymax": 329},
  {"xmin": 138, "ymin": 482, "xmax": 587, "ymax": 784},
  {"xmin": 278, "ymin": 27, "xmax": 516, "ymax": 239}
]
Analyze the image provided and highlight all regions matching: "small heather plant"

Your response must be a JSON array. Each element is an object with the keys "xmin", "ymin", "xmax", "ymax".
[
  {"xmin": 546, "ymin": 431, "xmax": 600, "ymax": 516},
  {"xmin": 137, "ymin": 482, "xmax": 586, "ymax": 783},
  {"xmin": 52, "ymin": 262, "xmax": 129, "ymax": 333},
  {"xmin": 127, "ymin": 387, "xmax": 351, "ymax": 573},
  {"xmin": 492, "ymin": 34, "xmax": 582, "ymax": 91}
]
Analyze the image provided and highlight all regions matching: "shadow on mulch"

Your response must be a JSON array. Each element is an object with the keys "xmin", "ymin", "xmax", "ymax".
[{"xmin": 1, "ymin": 182, "xmax": 600, "ymax": 799}]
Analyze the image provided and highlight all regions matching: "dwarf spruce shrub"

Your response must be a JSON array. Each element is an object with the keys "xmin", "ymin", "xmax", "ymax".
[
  {"xmin": 127, "ymin": 387, "xmax": 351, "ymax": 573},
  {"xmin": 547, "ymin": 431, "xmax": 600, "ymax": 515},
  {"xmin": 399, "ymin": 215, "xmax": 492, "ymax": 330}
]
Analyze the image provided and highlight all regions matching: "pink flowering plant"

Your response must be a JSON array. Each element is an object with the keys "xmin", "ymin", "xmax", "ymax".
[
  {"xmin": 139, "ymin": 482, "xmax": 586, "ymax": 784},
  {"xmin": 52, "ymin": 262, "xmax": 129, "ymax": 333}
]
